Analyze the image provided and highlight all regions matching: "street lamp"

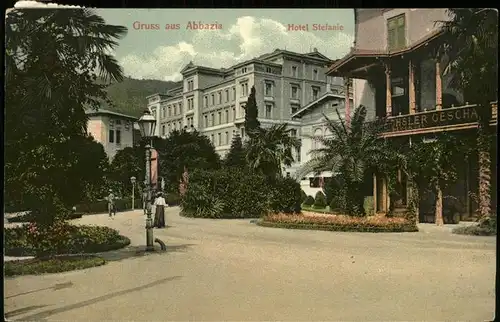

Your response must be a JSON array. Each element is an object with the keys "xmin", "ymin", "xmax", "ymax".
[
  {"xmin": 130, "ymin": 176, "xmax": 136, "ymax": 210},
  {"xmin": 138, "ymin": 109, "xmax": 157, "ymax": 252}
]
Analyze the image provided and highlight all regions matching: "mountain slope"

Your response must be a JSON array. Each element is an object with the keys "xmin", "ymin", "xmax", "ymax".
[{"xmin": 103, "ymin": 77, "xmax": 180, "ymax": 117}]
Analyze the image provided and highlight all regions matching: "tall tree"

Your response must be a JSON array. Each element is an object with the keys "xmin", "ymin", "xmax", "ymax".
[
  {"xmin": 109, "ymin": 146, "xmax": 145, "ymax": 197},
  {"xmin": 245, "ymin": 124, "xmax": 301, "ymax": 180},
  {"xmin": 5, "ymin": 9, "xmax": 127, "ymax": 225},
  {"xmin": 244, "ymin": 86, "xmax": 261, "ymax": 137},
  {"xmin": 156, "ymin": 129, "xmax": 220, "ymax": 193},
  {"xmin": 224, "ymin": 134, "xmax": 246, "ymax": 168},
  {"xmin": 295, "ymin": 106, "xmax": 400, "ymax": 215},
  {"xmin": 437, "ymin": 8, "xmax": 498, "ymax": 223}
]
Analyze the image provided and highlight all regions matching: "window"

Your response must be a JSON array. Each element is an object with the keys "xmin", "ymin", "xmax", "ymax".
[
  {"xmin": 187, "ymin": 79, "xmax": 194, "ymax": 91},
  {"xmin": 291, "ymin": 86, "xmax": 298, "ymax": 99},
  {"xmin": 210, "ymin": 134, "xmax": 214, "ymax": 143},
  {"xmin": 266, "ymin": 67, "xmax": 272, "ymax": 73},
  {"xmin": 240, "ymin": 104, "xmax": 246, "ymax": 117},
  {"xmin": 232, "ymin": 106, "xmax": 236, "ymax": 120},
  {"xmin": 291, "ymin": 106, "xmax": 299, "ymax": 114},
  {"xmin": 312, "ymin": 87, "xmax": 319, "ymax": 100},
  {"xmin": 387, "ymin": 14, "xmax": 406, "ymax": 51},
  {"xmin": 241, "ymin": 83, "xmax": 249, "ymax": 97},
  {"xmin": 225, "ymin": 131, "xmax": 229, "ymax": 144},
  {"xmin": 168, "ymin": 106, "xmax": 172, "ymax": 116},
  {"xmin": 217, "ymin": 133, "xmax": 221, "ymax": 146},
  {"xmin": 313, "ymin": 69, "xmax": 318, "ymax": 80},
  {"xmin": 265, "ymin": 82, "xmax": 273, "ymax": 96},
  {"xmin": 241, "ymin": 67, "xmax": 247, "ymax": 73},
  {"xmin": 265, "ymin": 104, "xmax": 272, "ymax": 118},
  {"xmin": 187, "ymin": 98, "xmax": 194, "ymax": 110},
  {"xmin": 116, "ymin": 130, "xmax": 121, "ymax": 144},
  {"xmin": 291, "ymin": 66, "xmax": 298, "ymax": 77},
  {"xmin": 161, "ymin": 107, "xmax": 165, "ymax": 118},
  {"xmin": 115, "ymin": 119, "xmax": 121, "ymax": 125},
  {"xmin": 211, "ymin": 94, "xmax": 215, "ymax": 105},
  {"xmin": 218, "ymin": 111, "xmax": 222, "ymax": 125},
  {"xmin": 108, "ymin": 130, "xmax": 114, "ymax": 143},
  {"xmin": 296, "ymin": 146, "xmax": 301, "ymax": 162},
  {"xmin": 204, "ymin": 96, "xmax": 208, "ymax": 107},
  {"xmin": 178, "ymin": 121, "xmax": 182, "ymax": 129},
  {"xmin": 179, "ymin": 103, "xmax": 183, "ymax": 114},
  {"xmin": 162, "ymin": 125, "xmax": 166, "ymax": 136},
  {"xmin": 225, "ymin": 109, "xmax": 229, "ymax": 123},
  {"xmin": 290, "ymin": 129, "xmax": 297, "ymax": 137},
  {"xmin": 241, "ymin": 127, "xmax": 245, "ymax": 138},
  {"xmin": 218, "ymin": 91, "xmax": 222, "ymax": 104},
  {"xmin": 232, "ymin": 87, "xmax": 236, "ymax": 100},
  {"xmin": 211, "ymin": 113, "xmax": 215, "ymax": 126},
  {"xmin": 225, "ymin": 89, "xmax": 229, "ymax": 102},
  {"xmin": 204, "ymin": 115, "xmax": 208, "ymax": 127},
  {"xmin": 168, "ymin": 124, "xmax": 171, "ymax": 132}
]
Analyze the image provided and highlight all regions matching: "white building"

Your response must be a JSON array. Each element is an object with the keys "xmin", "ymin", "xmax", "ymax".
[
  {"xmin": 85, "ymin": 109, "xmax": 140, "ymax": 160},
  {"xmin": 146, "ymin": 48, "xmax": 355, "ymax": 196}
]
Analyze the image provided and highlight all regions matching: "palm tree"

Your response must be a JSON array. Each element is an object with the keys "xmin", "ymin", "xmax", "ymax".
[
  {"xmin": 295, "ymin": 105, "xmax": 400, "ymax": 215},
  {"xmin": 436, "ymin": 9, "xmax": 498, "ymax": 223},
  {"xmin": 5, "ymin": 9, "xmax": 127, "ymax": 225},
  {"xmin": 245, "ymin": 124, "xmax": 301, "ymax": 180}
]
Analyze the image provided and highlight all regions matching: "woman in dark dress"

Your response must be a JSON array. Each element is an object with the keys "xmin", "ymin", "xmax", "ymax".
[{"xmin": 153, "ymin": 192, "xmax": 167, "ymax": 228}]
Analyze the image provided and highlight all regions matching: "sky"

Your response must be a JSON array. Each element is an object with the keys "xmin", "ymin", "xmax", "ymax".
[{"xmin": 96, "ymin": 9, "xmax": 355, "ymax": 82}]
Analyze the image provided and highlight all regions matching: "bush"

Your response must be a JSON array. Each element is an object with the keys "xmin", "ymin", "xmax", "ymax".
[
  {"xmin": 270, "ymin": 177, "xmax": 302, "ymax": 214},
  {"xmin": 452, "ymin": 224, "xmax": 496, "ymax": 236},
  {"xmin": 313, "ymin": 191, "xmax": 327, "ymax": 209},
  {"xmin": 4, "ymin": 224, "xmax": 131, "ymax": 257},
  {"xmin": 303, "ymin": 195, "xmax": 314, "ymax": 206},
  {"xmin": 259, "ymin": 213, "xmax": 418, "ymax": 233},
  {"xmin": 4, "ymin": 255, "xmax": 106, "ymax": 277},
  {"xmin": 8, "ymin": 211, "xmax": 83, "ymax": 223},
  {"xmin": 75, "ymin": 198, "xmax": 142, "ymax": 214},
  {"xmin": 363, "ymin": 196, "xmax": 374, "ymax": 216},
  {"xmin": 165, "ymin": 192, "xmax": 181, "ymax": 206},
  {"xmin": 300, "ymin": 190, "xmax": 307, "ymax": 203},
  {"xmin": 181, "ymin": 168, "xmax": 271, "ymax": 218}
]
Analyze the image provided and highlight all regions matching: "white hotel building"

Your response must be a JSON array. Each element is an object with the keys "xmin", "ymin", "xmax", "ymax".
[{"xmin": 146, "ymin": 48, "xmax": 356, "ymax": 196}]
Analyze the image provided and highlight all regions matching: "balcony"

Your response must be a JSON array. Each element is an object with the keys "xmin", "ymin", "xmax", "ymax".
[
  {"xmin": 290, "ymin": 98, "xmax": 300, "ymax": 105},
  {"xmin": 264, "ymin": 95, "xmax": 274, "ymax": 102}
]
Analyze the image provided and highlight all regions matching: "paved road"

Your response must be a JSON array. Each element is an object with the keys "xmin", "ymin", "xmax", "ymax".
[{"xmin": 4, "ymin": 208, "xmax": 496, "ymax": 321}]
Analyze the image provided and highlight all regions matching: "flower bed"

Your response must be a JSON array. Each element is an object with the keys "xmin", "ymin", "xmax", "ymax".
[
  {"xmin": 4, "ymin": 224, "xmax": 131, "ymax": 257},
  {"xmin": 5, "ymin": 255, "xmax": 106, "ymax": 277},
  {"xmin": 258, "ymin": 213, "xmax": 419, "ymax": 233}
]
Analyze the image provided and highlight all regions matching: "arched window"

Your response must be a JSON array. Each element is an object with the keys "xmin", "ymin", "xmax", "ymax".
[{"xmin": 313, "ymin": 128, "xmax": 323, "ymax": 149}]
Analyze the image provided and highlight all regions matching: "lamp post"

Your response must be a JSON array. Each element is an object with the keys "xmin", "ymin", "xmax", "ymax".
[
  {"xmin": 130, "ymin": 176, "xmax": 136, "ymax": 210},
  {"xmin": 138, "ymin": 109, "xmax": 157, "ymax": 252}
]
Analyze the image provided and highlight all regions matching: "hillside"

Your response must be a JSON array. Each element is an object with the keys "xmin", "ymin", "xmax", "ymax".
[{"xmin": 103, "ymin": 77, "xmax": 180, "ymax": 117}]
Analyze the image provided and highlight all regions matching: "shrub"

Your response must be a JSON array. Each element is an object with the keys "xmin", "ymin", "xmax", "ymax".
[
  {"xmin": 165, "ymin": 192, "xmax": 180, "ymax": 206},
  {"xmin": 180, "ymin": 168, "xmax": 270, "ymax": 218},
  {"xmin": 452, "ymin": 224, "xmax": 496, "ymax": 236},
  {"xmin": 363, "ymin": 196, "xmax": 374, "ymax": 216},
  {"xmin": 259, "ymin": 213, "xmax": 418, "ymax": 233},
  {"xmin": 303, "ymin": 195, "xmax": 314, "ymax": 206},
  {"xmin": 8, "ymin": 211, "xmax": 83, "ymax": 223},
  {"xmin": 300, "ymin": 190, "xmax": 307, "ymax": 203},
  {"xmin": 313, "ymin": 191, "xmax": 327, "ymax": 209},
  {"xmin": 270, "ymin": 177, "xmax": 302, "ymax": 214},
  {"xmin": 4, "ymin": 255, "xmax": 106, "ymax": 277},
  {"xmin": 4, "ymin": 224, "xmax": 131, "ymax": 257}
]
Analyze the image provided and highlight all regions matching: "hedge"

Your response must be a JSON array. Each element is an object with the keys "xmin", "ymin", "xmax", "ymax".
[
  {"xmin": 8, "ymin": 212, "xmax": 83, "ymax": 223},
  {"xmin": 452, "ymin": 224, "xmax": 496, "ymax": 236},
  {"xmin": 258, "ymin": 213, "xmax": 419, "ymax": 233}
]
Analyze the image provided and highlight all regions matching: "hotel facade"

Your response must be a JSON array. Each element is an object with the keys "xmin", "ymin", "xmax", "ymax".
[
  {"xmin": 326, "ymin": 8, "xmax": 497, "ymax": 222},
  {"xmin": 146, "ymin": 48, "xmax": 354, "ymax": 196}
]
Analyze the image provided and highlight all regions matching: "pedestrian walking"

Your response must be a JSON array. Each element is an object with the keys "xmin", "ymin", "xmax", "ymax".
[
  {"xmin": 107, "ymin": 189, "xmax": 116, "ymax": 218},
  {"xmin": 153, "ymin": 191, "xmax": 167, "ymax": 228}
]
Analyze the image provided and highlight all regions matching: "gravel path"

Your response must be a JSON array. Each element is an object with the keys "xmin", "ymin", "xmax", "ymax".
[{"xmin": 4, "ymin": 208, "xmax": 496, "ymax": 321}]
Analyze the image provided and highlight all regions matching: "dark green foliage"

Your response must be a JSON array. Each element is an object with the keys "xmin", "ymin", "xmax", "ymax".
[
  {"xmin": 313, "ymin": 191, "xmax": 327, "ymax": 209},
  {"xmin": 257, "ymin": 220, "xmax": 419, "ymax": 233},
  {"xmin": 4, "ymin": 225, "xmax": 131, "ymax": 257},
  {"xmin": 245, "ymin": 124, "xmax": 301, "ymax": 179},
  {"xmin": 8, "ymin": 212, "xmax": 83, "ymax": 223},
  {"xmin": 224, "ymin": 134, "xmax": 246, "ymax": 168},
  {"xmin": 452, "ymin": 224, "xmax": 496, "ymax": 236},
  {"xmin": 5, "ymin": 9, "xmax": 126, "ymax": 224},
  {"xmin": 105, "ymin": 77, "xmax": 179, "ymax": 117},
  {"xmin": 155, "ymin": 130, "xmax": 220, "ymax": 194},
  {"xmin": 74, "ymin": 198, "xmax": 142, "ymax": 214},
  {"xmin": 270, "ymin": 177, "xmax": 302, "ymax": 214},
  {"xmin": 244, "ymin": 86, "xmax": 261, "ymax": 136},
  {"xmin": 303, "ymin": 195, "xmax": 315, "ymax": 206},
  {"xmin": 180, "ymin": 168, "xmax": 271, "ymax": 218},
  {"xmin": 300, "ymin": 190, "xmax": 307, "ymax": 203},
  {"xmin": 5, "ymin": 255, "xmax": 106, "ymax": 277},
  {"xmin": 109, "ymin": 146, "xmax": 145, "ymax": 197}
]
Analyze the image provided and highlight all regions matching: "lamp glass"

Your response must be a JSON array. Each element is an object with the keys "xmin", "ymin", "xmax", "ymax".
[{"xmin": 138, "ymin": 109, "xmax": 157, "ymax": 138}]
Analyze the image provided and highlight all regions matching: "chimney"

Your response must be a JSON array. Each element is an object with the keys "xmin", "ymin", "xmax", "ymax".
[{"xmin": 313, "ymin": 47, "xmax": 318, "ymax": 52}]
